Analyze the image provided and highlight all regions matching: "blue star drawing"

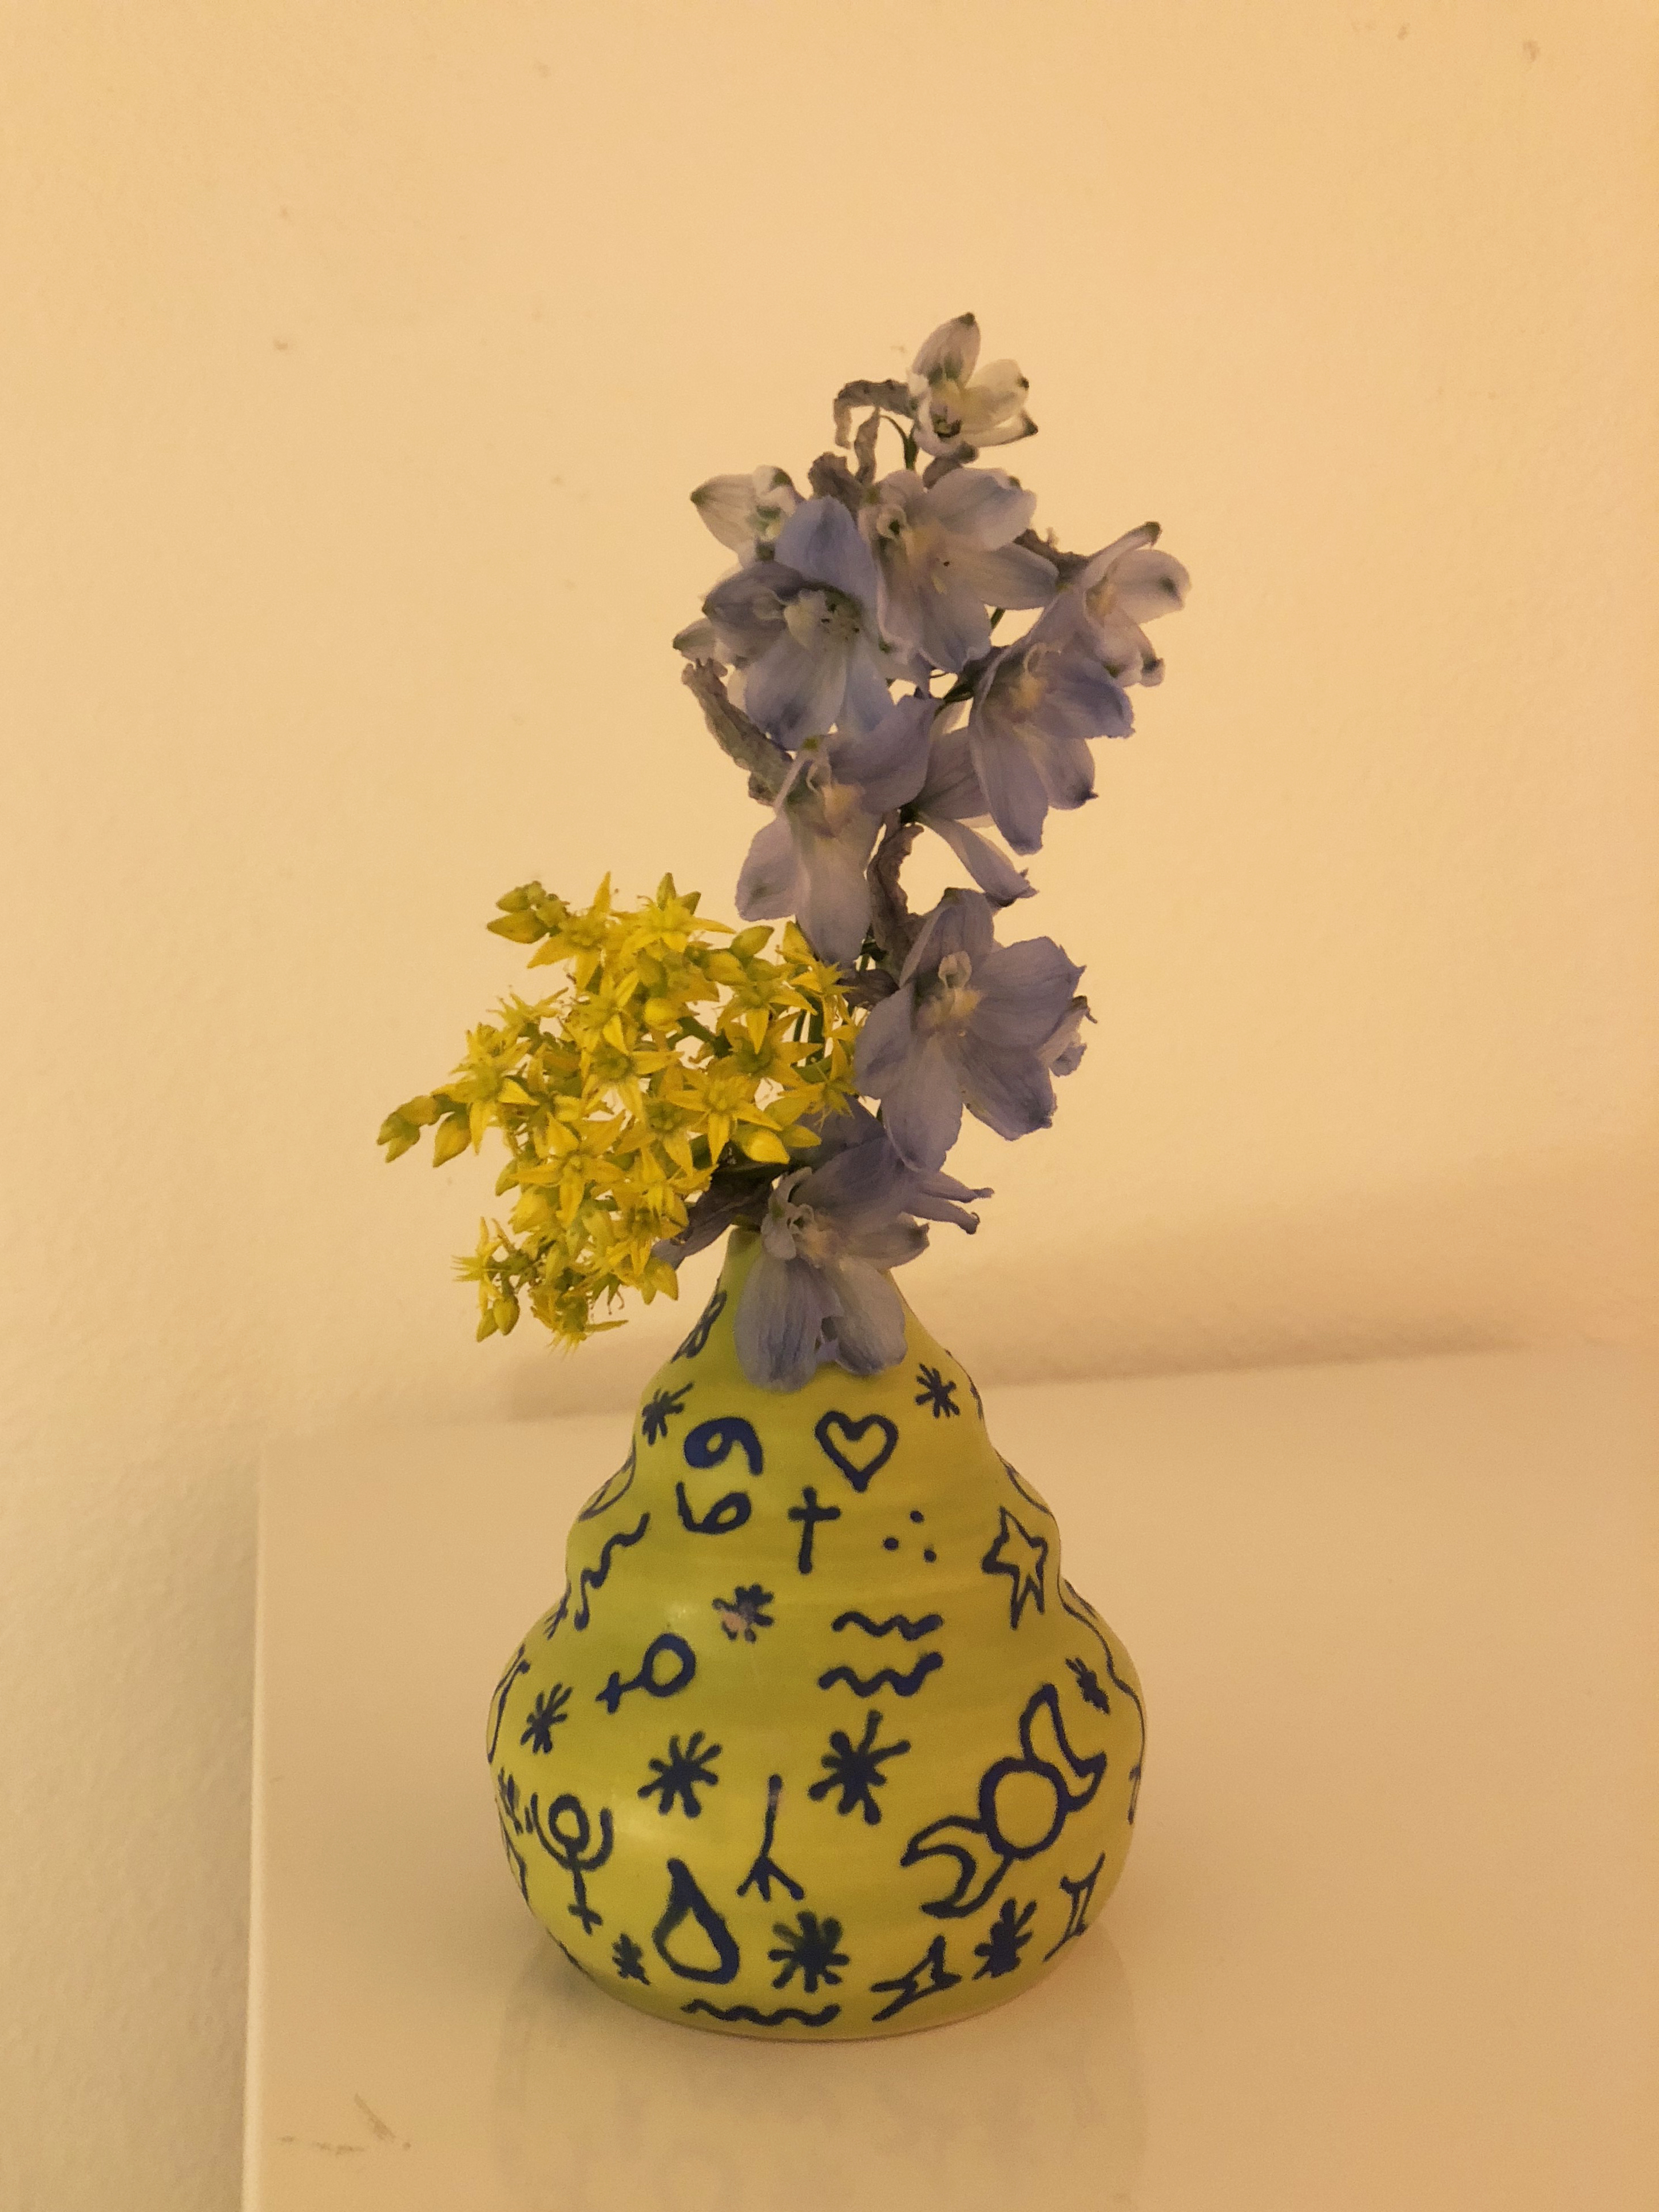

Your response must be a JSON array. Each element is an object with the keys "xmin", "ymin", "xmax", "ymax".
[
  {"xmin": 712, "ymin": 1583, "xmax": 775, "ymax": 1643},
  {"xmin": 981, "ymin": 1506, "xmax": 1049, "ymax": 1628},
  {"xmin": 973, "ymin": 1897, "xmax": 1037, "ymax": 1979},
  {"xmin": 612, "ymin": 1932, "xmax": 649, "ymax": 1983},
  {"xmin": 768, "ymin": 1911, "xmax": 848, "ymax": 1994},
  {"xmin": 1066, "ymin": 1656, "xmax": 1113, "ymax": 1714},
  {"xmin": 519, "ymin": 1682, "xmax": 573, "ymax": 1754},
  {"xmin": 638, "ymin": 1730, "xmax": 723, "ymax": 1817},
  {"xmin": 640, "ymin": 1381, "xmax": 693, "ymax": 1445},
  {"xmin": 913, "ymin": 1363, "xmax": 961, "ymax": 1418},
  {"xmin": 807, "ymin": 1709, "xmax": 911, "ymax": 1825}
]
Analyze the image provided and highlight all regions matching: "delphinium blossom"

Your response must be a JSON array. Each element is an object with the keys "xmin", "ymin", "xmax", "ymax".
[{"xmin": 386, "ymin": 311, "xmax": 1188, "ymax": 1388}]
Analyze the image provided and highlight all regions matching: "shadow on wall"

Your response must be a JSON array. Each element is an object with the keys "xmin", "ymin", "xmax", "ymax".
[{"xmin": 502, "ymin": 1139, "xmax": 1653, "ymax": 1419}]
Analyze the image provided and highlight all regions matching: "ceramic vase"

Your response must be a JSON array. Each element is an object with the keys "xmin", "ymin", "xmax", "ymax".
[{"xmin": 486, "ymin": 1231, "xmax": 1145, "ymax": 2039}]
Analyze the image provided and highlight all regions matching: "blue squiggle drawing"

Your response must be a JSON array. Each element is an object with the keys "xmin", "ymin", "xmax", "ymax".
[
  {"xmin": 573, "ymin": 1512, "xmax": 650, "ymax": 1629},
  {"xmin": 680, "ymin": 2000, "xmax": 840, "ymax": 2027},
  {"xmin": 831, "ymin": 1610, "xmax": 943, "ymax": 1642},
  {"xmin": 817, "ymin": 1653, "xmax": 943, "ymax": 1698}
]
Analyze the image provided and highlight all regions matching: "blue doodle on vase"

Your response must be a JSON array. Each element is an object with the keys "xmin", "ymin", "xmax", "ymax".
[
  {"xmin": 612, "ymin": 1932, "xmax": 649, "ymax": 1983},
  {"xmin": 486, "ymin": 1643, "xmax": 531, "ymax": 1760},
  {"xmin": 684, "ymin": 1415, "xmax": 764, "ymax": 1476},
  {"xmin": 768, "ymin": 1911, "xmax": 848, "ymax": 1995},
  {"xmin": 1060, "ymin": 1576, "xmax": 1145, "ymax": 1821},
  {"xmin": 817, "ymin": 1652, "xmax": 943, "ymax": 1698},
  {"xmin": 981, "ymin": 1506, "xmax": 1049, "ymax": 1628},
  {"xmin": 736, "ymin": 1774, "xmax": 804, "ymax": 1903},
  {"xmin": 541, "ymin": 1583, "xmax": 571, "ymax": 1640},
  {"xmin": 495, "ymin": 1766, "xmax": 525, "ymax": 1836},
  {"xmin": 638, "ymin": 1730, "xmax": 723, "ymax": 1817},
  {"xmin": 831, "ymin": 1609, "xmax": 942, "ymax": 1642},
  {"xmin": 1065, "ymin": 1657, "xmax": 1113, "ymax": 1714},
  {"xmin": 712, "ymin": 1584, "xmax": 773, "ymax": 1642},
  {"xmin": 868, "ymin": 1934, "xmax": 962, "ymax": 2023},
  {"xmin": 596, "ymin": 1631, "xmax": 697, "ymax": 1713},
  {"xmin": 525, "ymin": 1791, "xmax": 614, "ymax": 1933},
  {"xmin": 674, "ymin": 1482, "xmax": 752, "ymax": 1535},
  {"xmin": 671, "ymin": 1286, "xmax": 727, "ymax": 1361},
  {"xmin": 900, "ymin": 1683, "xmax": 1106, "ymax": 1918},
  {"xmin": 498, "ymin": 1816, "xmax": 530, "ymax": 1903},
  {"xmin": 520, "ymin": 1682, "xmax": 572, "ymax": 1754},
  {"xmin": 652, "ymin": 1857, "xmax": 741, "ymax": 1984},
  {"xmin": 578, "ymin": 1444, "xmax": 637, "ymax": 1522},
  {"xmin": 813, "ymin": 1409, "xmax": 898, "ymax": 1493},
  {"xmin": 913, "ymin": 1364, "xmax": 961, "ymax": 1418},
  {"xmin": 681, "ymin": 1999, "xmax": 840, "ymax": 2028},
  {"xmin": 640, "ymin": 1382, "xmax": 694, "ymax": 1445},
  {"xmin": 998, "ymin": 1454, "xmax": 1055, "ymax": 1520},
  {"xmin": 572, "ymin": 1513, "xmax": 651, "ymax": 1629},
  {"xmin": 1042, "ymin": 1853, "xmax": 1106, "ymax": 1961},
  {"xmin": 787, "ymin": 1485, "xmax": 841, "ymax": 1573},
  {"xmin": 808, "ymin": 1709, "xmax": 911, "ymax": 1824},
  {"xmin": 973, "ymin": 1897, "xmax": 1037, "ymax": 1979}
]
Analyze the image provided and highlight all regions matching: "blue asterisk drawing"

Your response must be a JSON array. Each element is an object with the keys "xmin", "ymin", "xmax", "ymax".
[
  {"xmin": 612, "ymin": 1932, "xmax": 649, "ymax": 1983},
  {"xmin": 638, "ymin": 1729, "xmax": 723, "ymax": 1817},
  {"xmin": 768, "ymin": 1910, "xmax": 849, "ymax": 1994},
  {"xmin": 712, "ymin": 1583, "xmax": 775, "ymax": 1643},
  {"xmin": 807, "ymin": 1708, "xmax": 911, "ymax": 1825},
  {"xmin": 640, "ymin": 1382, "xmax": 693, "ymax": 1445},
  {"xmin": 913, "ymin": 1364, "xmax": 961, "ymax": 1418},
  {"xmin": 973, "ymin": 1897, "xmax": 1037, "ymax": 1979},
  {"xmin": 519, "ymin": 1682, "xmax": 573, "ymax": 1754},
  {"xmin": 1066, "ymin": 1656, "xmax": 1112, "ymax": 1713}
]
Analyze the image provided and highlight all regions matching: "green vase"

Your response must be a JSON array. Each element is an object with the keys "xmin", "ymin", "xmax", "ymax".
[{"xmin": 486, "ymin": 1230, "xmax": 1145, "ymax": 2039}]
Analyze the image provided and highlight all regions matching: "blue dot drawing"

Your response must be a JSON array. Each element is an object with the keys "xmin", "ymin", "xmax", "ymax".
[
  {"xmin": 712, "ymin": 1583, "xmax": 773, "ymax": 1642},
  {"xmin": 684, "ymin": 1415, "xmax": 763, "ymax": 1476},
  {"xmin": 737, "ymin": 1774, "xmax": 804, "ymax": 1904},
  {"xmin": 671, "ymin": 1287, "xmax": 727, "ymax": 1361},
  {"xmin": 638, "ymin": 1730, "xmax": 723, "ymax": 1818},
  {"xmin": 973, "ymin": 1897, "xmax": 1037, "ymax": 1979},
  {"xmin": 612, "ymin": 1932, "xmax": 649, "ymax": 1983},
  {"xmin": 519, "ymin": 1682, "xmax": 572, "ymax": 1754},
  {"xmin": 653, "ymin": 1857, "xmax": 741, "ymax": 1984},
  {"xmin": 868, "ymin": 1933, "xmax": 962, "ymax": 2023},
  {"xmin": 596, "ymin": 1631, "xmax": 697, "ymax": 1714},
  {"xmin": 1042, "ymin": 1853, "xmax": 1106, "ymax": 1961},
  {"xmin": 640, "ymin": 1381, "xmax": 693, "ymax": 1445},
  {"xmin": 981, "ymin": 1506, "xmax": 1049, "ymax": 1628},
  {"xmin": 768, "ymin": 1911, "xmax": 848, "ymax": 1995},
  {"xmin": 525, "ymin": 1790, "xmax": 614, "ymax": 1934},
  {"xmin": 900, "ymin": 1682, "xmax": 1106, "ymax": 1919},
  {"xmin": 808, "ymin": 1709, "xmax": 911, "ymax": 1825},
  {"xmin": 913, "ymin": 1364, "xmax": 961, "ymax": 1418},
  {"xmin": 813, "ymin": 1409, "xmax": 898, "ymax": 1494}
]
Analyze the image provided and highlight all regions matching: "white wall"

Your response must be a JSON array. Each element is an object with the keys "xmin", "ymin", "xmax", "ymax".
[{"xmin": 1, "ymin": 4, "xmax": 1653, "ymax": 2205}]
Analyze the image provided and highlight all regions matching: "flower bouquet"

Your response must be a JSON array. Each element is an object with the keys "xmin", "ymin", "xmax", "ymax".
[{"xmin": 383, "ymin": 313, "xmax": 1187, "ymax": 2037}]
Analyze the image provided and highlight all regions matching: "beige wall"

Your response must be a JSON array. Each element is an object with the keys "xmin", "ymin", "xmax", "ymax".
[{"xmin": 1, "ymin": 4, "xmax": 1653, "ymax": 2205}]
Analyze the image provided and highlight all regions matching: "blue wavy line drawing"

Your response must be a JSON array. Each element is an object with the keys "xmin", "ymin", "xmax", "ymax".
[
  {"xmin": 573, "ymin": 1512, "xmax": 650, "ymax": 1629},
  {"xmin": 680, "ymin": 2000, "xmax": 840, "ymax": 2028},
  {"xmin": 816, "ymin": 1652, "xmax": 944, "ymax": 1698},
  {"xmin": 831, "ymin": 1610, "xmax": 943, "ymax": 1642}
]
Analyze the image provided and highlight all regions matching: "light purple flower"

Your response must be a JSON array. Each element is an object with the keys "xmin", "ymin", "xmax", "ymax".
[
  {"xmin": 703, "ymin": 498, "xmax": 907, "ymax": 748},
  {"xmin": 731, "ymin": 1110, "xmax": 989, "ymax": 1390},
  {"xmin": 912, "ymin": 718, "xmax": 1034, "ymax": 907},
  {"xmin": 964, "ymin": 629, "xmax": 1134, "ymax": 857},
  {"xmin": 1037, "ymin": 523, "xmax": 1191, "ymax": 687},
  {"xmin": 855, "ymin": 889, "xmax": 1085, "ymax": 1171},
  {"xmin": 735, "ymin": 696, "xmax": 933, "ymax": 966},
  {"xmin": 689, "ymin": 465, "xmax": 801, "ymax": 566},
  {"xmin": 860, "ymin": 467, "xmax": 1055, "ymax": 673},
  {"xmin": 907, "ymin": 313, "xmax": 1036, "ymax": 462}
]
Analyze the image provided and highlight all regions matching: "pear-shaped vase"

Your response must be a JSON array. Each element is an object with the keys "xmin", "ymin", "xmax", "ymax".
[{"xmin": 486, "ymin": 1232, "xmax": 1145, "ymax": 2039}]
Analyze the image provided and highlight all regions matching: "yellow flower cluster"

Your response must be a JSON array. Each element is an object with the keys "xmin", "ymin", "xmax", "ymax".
[{"xmin": 378, "ymin": 876, "xmax": 859, "ymax": 1347}]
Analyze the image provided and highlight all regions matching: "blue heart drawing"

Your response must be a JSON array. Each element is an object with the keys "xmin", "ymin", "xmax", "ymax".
[{"xmin": 813, "ymin": 1411, "xmax": 899, "ymax": 1494}]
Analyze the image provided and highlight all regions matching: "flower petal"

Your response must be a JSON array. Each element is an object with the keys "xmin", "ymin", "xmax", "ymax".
[
  {"xmin": 828, "ymin": 692, "xmax": 934, "ymax": 813},
  {"xmin": 796, "ymin": 817, "xmax": 878, "ymax": 966},
  {"xmin": 912, "ymin": 312, "xmax": 981, "ymax": 384},
  {"xmin": 952, "ymin": 1037, "xmax": 1057, "ymax": 1144},
  {"xmin": 821, "ymin": 1259, "xmax": 911, "ymax": 1374},
  {"xmin": 735, "ymin": 1249, "xmax": 836, "ymax": 1392},
  {"xmin": 969, "ymin": 709, "xmax": 1052, "ymax": 855},
  {"xmin": 1102, "ymin": 545, "xmax": 1190, "ymax": 624},
  {"xmin": 703, "ymin": 562, "xmax": 799, "ymax": 661},
  {"xmin": 972, "ymin": 938, "xmax": 1085, "ymax": 1048},
  {"xmin": 878, "ymin": 1032, "xmax": 965, "ymax": 1173},
  {"xmin": 744, "ymin": 632, "xmax": 847, "ymax": 748},
  {"xmin": 926, "ymin": 465, "xmax": 1037, "ymax": 549},
  {"xmin": 838, "ymin": 640, "xmax": 898, "ymax": 736},
  {"xmin": 954, "ymin": 542, "xmax": 1058, "ymax": 611},
  {"xmin": 735, "ymin": 812, "xmax": 806, "ymax": 922},
  {"xmin": 775, "ymin": 498, "xmax": 879, "ymax": 604},
  {"xmin": 922, "ymin": 811, "xmax": 1034, "ymax": 904}
]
